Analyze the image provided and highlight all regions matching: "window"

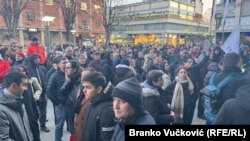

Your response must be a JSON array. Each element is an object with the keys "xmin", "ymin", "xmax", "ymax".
[
  {"xmin": 65, "ymin": 0, "xmax": 71, "ymax": 7},
  {"xmin": 45, "ymin": 0, "xmax": 53, "ymax": 5},
  {"xmin": 82, "ymin": 19, "xmax": 88, "ymax": 29},
  {"xmin": 81, "ymin": 2, "xmax": 87, "ymax": 10},
  {"xmin": 26, "ymin": 12, "xmax": 35, "ymax": 22},
  {"xmin": 95, "ymin": 20, "xmax": 101, "ymax": 26},
  {"xmin": 94, "ymin": 5, "xmax": 100, "ymax": 13},
  {"xmin": 180, "ymin": 4, "xmax": 187, "ymax": 10},
  {"xmin": 188, "ymin": 6, "xmax": 194, "ymax": 12},
  {"xmin": 170, "ymin": 1, "xmax": 178, "ymax": 8}
]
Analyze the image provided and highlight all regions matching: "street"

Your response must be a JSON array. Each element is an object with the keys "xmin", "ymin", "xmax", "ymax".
[{"xmin": 41, "ymin": 99, "xmax": 205, "ymax": 141}]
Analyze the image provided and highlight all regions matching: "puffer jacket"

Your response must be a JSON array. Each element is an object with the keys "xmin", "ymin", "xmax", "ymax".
[
  {"xmin": 142, "ymin": 81, "xmax": 174, "ymax": 125},
  {"xmin": 46, "ymin": 69, "xmax": 66, "ymax": 105},
  {"xmin": 0, "ymin": 89, "xmax": 33, "ymax": 141}
]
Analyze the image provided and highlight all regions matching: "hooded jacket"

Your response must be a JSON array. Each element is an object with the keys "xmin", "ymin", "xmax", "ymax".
[
  {"xmin": 0, "ymin": 89, "xmax": 33, "ymax": 141},
  {"xmin": 26, "ymin": 42, "xmax": 46, "ymax": 64},
  {"xmin": 81, "ymin": 82, "xmax": 115, "ymax": 141},
  {"xmin": 142, "ymin": 81, "xmax": 174, "ymax": 125},
  {"xmin": 26, "ymin": 53, "xmax": 46, "ymax": 91},
  {"xmin": 101, "ymin": 52, "xmax": 115, "ymax": 84},
  {"xmin": 213, "ymin": 84, "xmax": 250, "ymax": 124},
  {"xmin": 114, "ymin": 64, "xmax": 135, "ymax": 85}
]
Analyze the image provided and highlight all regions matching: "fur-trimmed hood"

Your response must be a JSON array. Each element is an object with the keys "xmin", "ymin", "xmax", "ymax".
[{"xmin": 141, "ymin": 81, "xmax": 160, "ymax": 98}]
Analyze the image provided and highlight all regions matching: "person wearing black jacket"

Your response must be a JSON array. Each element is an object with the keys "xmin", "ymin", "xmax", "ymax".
[
  {"xmin": 213, "ymin": 83, "xmax": 250, "ymax": 125},
  {"xmin": 46, "ymin": 57, "xmax": 69, "ymax": 141},
  {"xmin": 211, "ymin": 53, "xmax": 248, "ymax": 108},
  {"xmin": 101, "ymin": 51, "xmax": 115, "ymax": 85},
  {"xmin": 81, "ymin": 72, "xmax": 115, "ymax": 141},
  {"xmin": 59, "ymin": 60, "xmax": 82, "ymax": 136},
  {"xmin": 26, "ymin": 53, "xmax": 49, "ymax": 132}
]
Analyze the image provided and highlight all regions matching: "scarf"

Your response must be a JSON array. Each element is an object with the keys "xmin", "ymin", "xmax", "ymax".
[{"xmin": 171, "ymin": 76, "xmax": 194, "ymax": 123}]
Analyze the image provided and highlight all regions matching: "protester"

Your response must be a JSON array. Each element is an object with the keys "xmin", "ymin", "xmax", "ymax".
[
  {"xmin": 213, "ymin": 84, "xmax": 250, "ymax": 124},
  {"xmin": 26, "ymin": 37, "xmax": 46, "ymax": 65},
  {"xmin": 81, "ymin": 71, "xmax": 115, "ymax": 141},
  {"xmin": 111, "ymin": 77, "xmax": 156, "ymax": 141},
  {"xmin": 0, "ymin": 69, "xmax": 33, "ymax": 141}
]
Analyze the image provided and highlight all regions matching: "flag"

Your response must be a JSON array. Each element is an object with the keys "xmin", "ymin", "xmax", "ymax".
[
  {"xmin": 221, "ymin": 25, "xmax": 240, "ymax": 54},
  {"xmin": 222, "ymin": 0, "xmax": 229, "ymax": 26}
]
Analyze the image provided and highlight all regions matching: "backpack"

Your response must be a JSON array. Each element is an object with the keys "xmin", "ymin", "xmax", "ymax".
[{"xmin": 203, "ymin": 72, "xmax": 241, "ymax": 123}]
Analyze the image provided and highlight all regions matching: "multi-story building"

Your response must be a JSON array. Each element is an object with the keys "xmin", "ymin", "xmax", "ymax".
[
  {"xmin": 215, "ymin": 0, "xmax": 250, "ymax": 43},
  {"xmin": 0, "ymin": 0, "xmax": 105, "ymax": 46},
  {"xmin": 112, "ymin": 0, "xmax": 209, "ymax": 46}
]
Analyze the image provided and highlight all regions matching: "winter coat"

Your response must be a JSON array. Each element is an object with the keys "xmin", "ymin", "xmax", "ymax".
[
  {"xmin": 88, "ymin": 59, "xmax": 102, "ymax": 72},
  {"xmin": 29, "ymin": 77, "xmax": 42, "ymax": 101},
  {"xmin": 114, "ymin": 64, "xmax": 135, "ymax": 86},
  {"xmin": 74, "ymin": 87, "xmax": 90, "ymax": 141},
  {"xmin": 0, "ymin": 89, "xmax": 33, "ymax": 141},
  {"xmin": 164, "ymin": 81, "xmax": 194, "ymax": 124},
  {"xmin": 81, "ymin": 82, "xmax": 115, "ymax": 141},
  {"xmin": 23, "ymin": 82, "xmax": 41, "ymax": 141},
  {"xmin": 26, "ymin": 42, "xmax": 46, "ymax": 64},
  {"xmin": 46, "ymin": 69, "xmax": 66, "ymax": 106},
  {"xmin": 213, "ymin": 66, "xmax": 248, "ymax": 104},
  {"xmin": 0, "ymin": 59, "xmax": 10, "ymax": 84},
  {"xmin": 135, "ymin": 57, "xmax": 144, "ymax": 75},
  {"xmin": 142, "ymin": 81, "xmax": 174, "ymax": 125},
  {"xmin": 5, "ymin": 47, "xmax": 16, "ymax": 60},
  {"xmin": 59, "ymin": 72, "xmax": 81, "ymax": 115},
  {"xmin": 101, "ymin": 52, "xmax": 115, "ymax": 84},
  {"xmin": 213, "ymin": 84, "xmax": 250, "ymax": 124},
  {"xmin": 26, "ymin": 53, "xmax": 46, "ymax": 92},
  {"xmin": 111, "ymin": 112, "xmax": 156, "ymax": 141}
]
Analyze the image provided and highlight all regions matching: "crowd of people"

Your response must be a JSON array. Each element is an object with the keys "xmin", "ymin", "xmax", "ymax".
[{"xmin": 0, "ymin": 36, "xmax": 250, "ymax": 141}]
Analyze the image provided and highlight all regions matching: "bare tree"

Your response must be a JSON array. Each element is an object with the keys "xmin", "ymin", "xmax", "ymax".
[
  {"xmin": 100, "ymin": 0, "xmax": 123, "ymax": 46},
  {"xmin": 56, "ymin": 0, "xmax": 81, "ymax": 43},
  {"xmin": 0, "ymin": 0, "xmax": 33, "ymax": 39}
]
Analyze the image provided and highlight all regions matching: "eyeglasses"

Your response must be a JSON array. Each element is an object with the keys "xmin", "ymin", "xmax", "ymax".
[{"xmin": 65, "ymin": 67, "xmax": 72, "ymax": 69}]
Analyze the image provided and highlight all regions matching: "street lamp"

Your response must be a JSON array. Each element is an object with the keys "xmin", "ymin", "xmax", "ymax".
[
  {"xmin": 42, "ymin": 16, "xmax": 55, "ymax": 54},
  {"xmin": 71, "ymin": 30, "xmax": 77, "ymax": 47}
]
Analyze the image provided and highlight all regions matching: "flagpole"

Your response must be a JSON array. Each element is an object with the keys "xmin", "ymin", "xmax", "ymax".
[
  {"xmin": 209, "ymin": 0, "xmax": 216, "ymax": 45},
  {"xmin": 222, "ymin": 23, "xmax": 225, "ymax": 43},
  {"xmin": 221, "ymin": 0, "xmax": 229, "ymax": 45}
]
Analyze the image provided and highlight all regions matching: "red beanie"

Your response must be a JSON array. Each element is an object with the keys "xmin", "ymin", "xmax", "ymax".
[{"xmin": 17, "ymin": 52, "xmax": 25, "ymax": 58}]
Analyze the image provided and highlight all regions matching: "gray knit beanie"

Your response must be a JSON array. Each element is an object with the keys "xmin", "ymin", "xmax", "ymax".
[{"xmin": 112, "ymin": 77, "xmax": 143, "ymax": 112}]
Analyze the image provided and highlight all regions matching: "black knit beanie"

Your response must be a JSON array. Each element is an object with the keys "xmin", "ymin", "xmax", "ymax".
[{"xmin": 112, "ymin": 77, "xmax": 143, "ymax": 112}]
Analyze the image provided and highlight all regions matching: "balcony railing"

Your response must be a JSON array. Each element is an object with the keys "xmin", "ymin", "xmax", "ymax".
[{"xmin": 121, "ymin": 14, "xmax": 201, "ymax": 23}]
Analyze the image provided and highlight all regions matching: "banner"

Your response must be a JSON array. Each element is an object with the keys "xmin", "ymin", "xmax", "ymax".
[
  {"xmin": 221, "ymin": 25, "xmax": 240, "ymax": 54},
  {"xmin": 222, "ymin": 0, "xmax": 229, "ymax": 26}
]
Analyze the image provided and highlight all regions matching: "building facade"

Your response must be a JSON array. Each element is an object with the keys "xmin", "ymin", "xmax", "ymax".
[
  {"xmin": 112, "ymin": 0, "xmax": 209, "ymax": 46},
  {"xmin": 215, "ymin": 0, "xmax": 250, "ymax": 44},
  {"xmin": 0, "ymin": 0, "xmax": 105, "ymax": 47}
]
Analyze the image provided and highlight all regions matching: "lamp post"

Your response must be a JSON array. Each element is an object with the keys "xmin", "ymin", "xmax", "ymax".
[
  {"xmin": 42, "ymin": 16, "xmax": 55, "ymax": 54},
  {"xmin": 71, "ymin": 30, "xmax": 77, "ymax": 47}
]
